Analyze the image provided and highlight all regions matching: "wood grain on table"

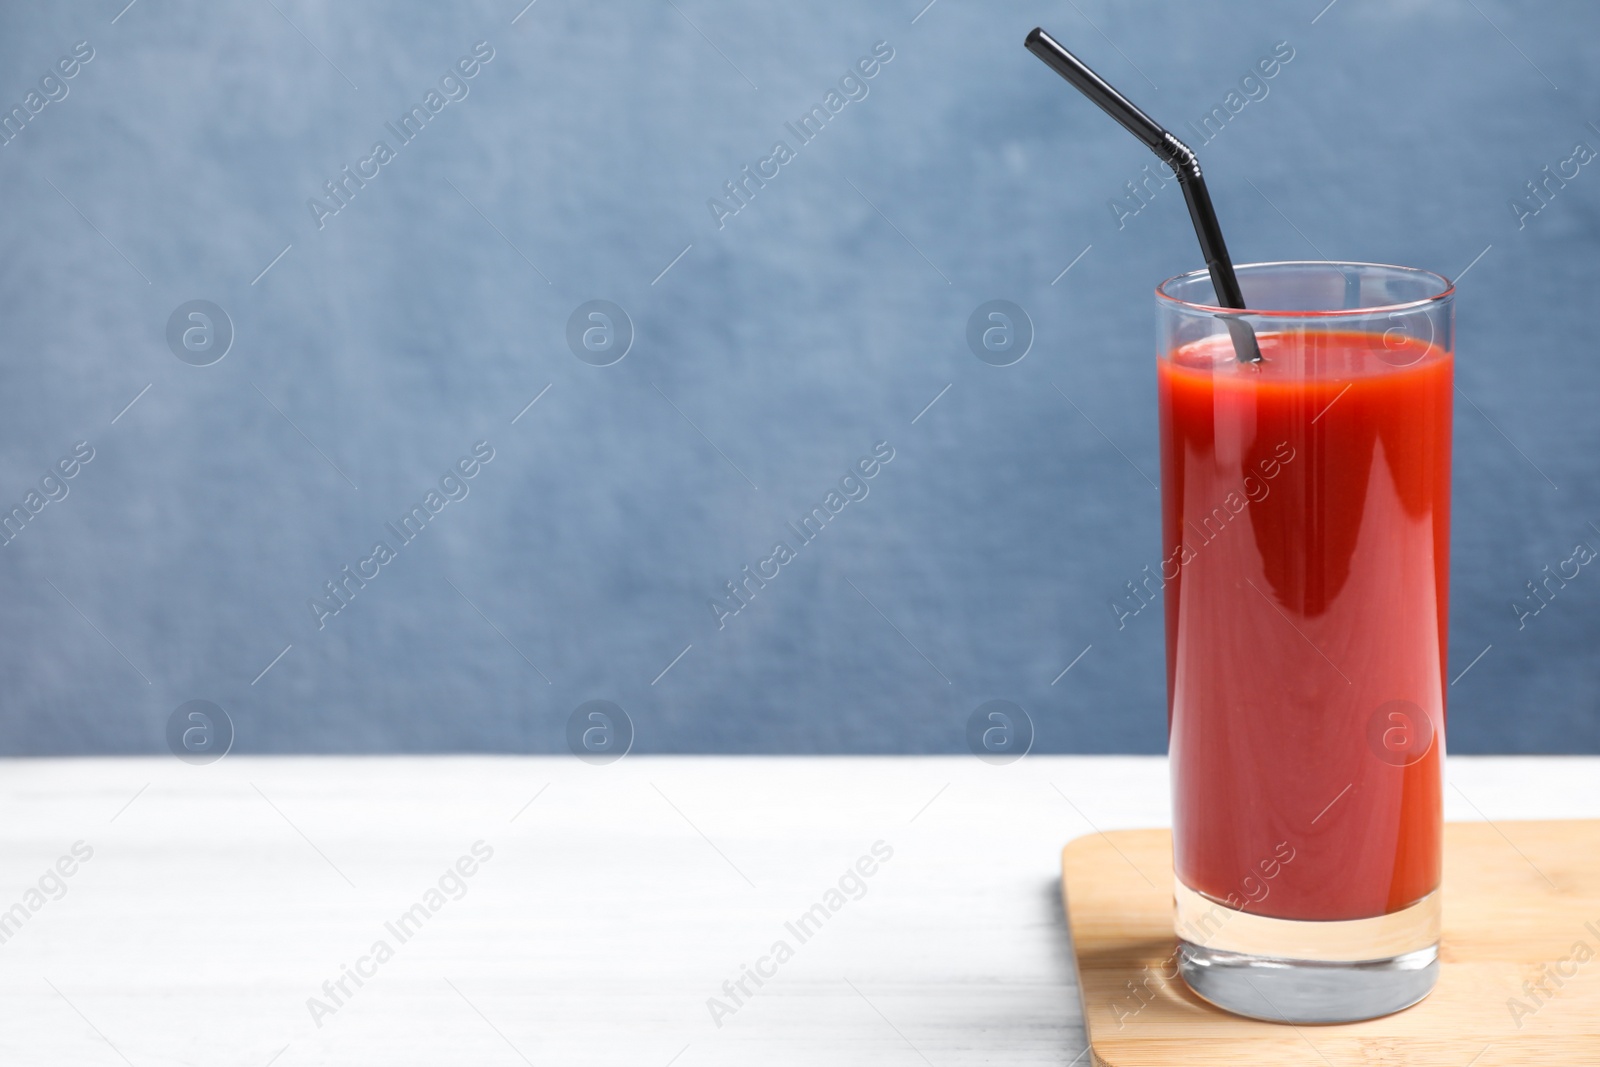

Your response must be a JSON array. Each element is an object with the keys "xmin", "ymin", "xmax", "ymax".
[{"xmin": 0, "ymin": 756, "xmax": 1592, "ymax": 1066}]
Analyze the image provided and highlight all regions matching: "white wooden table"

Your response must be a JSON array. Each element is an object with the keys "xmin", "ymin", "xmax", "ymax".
[{"xmin": 1, "ymin": 756, "xmax": 1594, "ymax": 1066}]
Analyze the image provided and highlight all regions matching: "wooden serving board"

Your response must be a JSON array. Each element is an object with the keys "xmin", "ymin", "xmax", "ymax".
[{"xmin": 1061, "ymin": 820, "xmax": 1600, "ymax": 1066}]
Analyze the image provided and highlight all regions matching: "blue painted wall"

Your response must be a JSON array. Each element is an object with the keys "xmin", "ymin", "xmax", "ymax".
[{"xmin": 0, "ymin": 0, "xmax": 1595, "ymax": 754}]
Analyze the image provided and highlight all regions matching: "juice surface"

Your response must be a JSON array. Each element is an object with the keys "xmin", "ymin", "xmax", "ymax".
[{"xmin": 1160, "ymin": 328, "xmax": 1451, "ymax": 922}]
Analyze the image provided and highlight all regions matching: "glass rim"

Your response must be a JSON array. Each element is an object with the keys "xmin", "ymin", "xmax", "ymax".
[{"xmin": 1155, "ymin": 260, "xmax": 1455, "ymax": 318}]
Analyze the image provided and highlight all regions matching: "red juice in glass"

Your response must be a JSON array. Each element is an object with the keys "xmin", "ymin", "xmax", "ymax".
[{"xmin": 1155, "ymin": 262, "xmax": 1453, "ymax": 1023}]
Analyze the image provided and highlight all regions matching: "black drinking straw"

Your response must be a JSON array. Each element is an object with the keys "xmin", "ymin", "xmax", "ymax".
[{"xmin": 1025, "ymin": 27, "xmax": 1263, "ymax": 363}]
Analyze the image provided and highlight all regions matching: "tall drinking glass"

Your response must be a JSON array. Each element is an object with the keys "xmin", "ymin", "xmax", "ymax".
[{"xmin": 1156, "ymin": 262, "xmax": 1453, "ymax": 1023}]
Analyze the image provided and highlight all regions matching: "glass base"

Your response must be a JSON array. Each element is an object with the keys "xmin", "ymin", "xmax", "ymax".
[
  {"xmin": 1173, "ymin": 882, "xmax": 1440, "ymax": 1023},
  {"xmin": 1177, "ymin": 941, "xmax": 1438, "ymax": 1024}
]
